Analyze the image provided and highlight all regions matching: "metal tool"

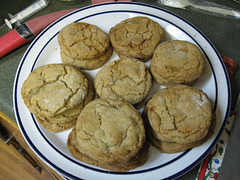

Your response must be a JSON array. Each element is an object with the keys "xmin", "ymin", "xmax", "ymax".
[{"xmin": 158, "ymin": 0, "xmax": 240, "ymax": 19}]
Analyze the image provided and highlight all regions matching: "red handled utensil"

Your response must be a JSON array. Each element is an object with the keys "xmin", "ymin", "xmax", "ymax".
[{"xmin": 0, "ymin": 9, "xmax": 76, "ymax": 58}]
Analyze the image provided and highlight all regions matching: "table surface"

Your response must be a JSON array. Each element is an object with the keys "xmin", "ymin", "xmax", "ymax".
[{"xmin": 0, "ymin": 0, "xmax": 239, "ymax": 179}]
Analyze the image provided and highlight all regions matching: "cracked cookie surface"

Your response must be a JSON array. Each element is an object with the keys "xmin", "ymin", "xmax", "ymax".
[
  {"xmin": 36, "ymin": 81, "xmax": 94, "ymax": 124},
  {"xmin": 145, "ymin": 85, "xmax": 212, "ymax": 144},
  {"xmin": 67, "ymin": 126, "xmax": 149, "ymax": 172},
  {"xmin": 58, "ymin": 22, "xmax": 110, "ymax": 59},
  {"xmin": 109, "ymin": 16, "xmax": 164, "ymax": 61},
  {"xmin": 21, "ymin": 64, "xmax": 89, "ymax": 118},
  {"xmin": 143, "ymin": 105, "xmax": 215, "ymax": 153},
  {"xmin": 150, "ymin": 40, "xmax": 205, "ymax": 85},
  {"xmin": 94, "ymin": 58, "xmax": 152, "ymax": 104},
  {"xmin": 60, "ymin": 46, "xmax": 113, "ymax": 70},
  {"xmin": 73, "ymin": 98, "xmax": 146, "ymax": 164}
]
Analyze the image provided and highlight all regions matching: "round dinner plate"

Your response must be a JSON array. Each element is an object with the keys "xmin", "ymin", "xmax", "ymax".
[{"xmin": 13, "ymin": 2, "xmax": 231, "ymax": 180}]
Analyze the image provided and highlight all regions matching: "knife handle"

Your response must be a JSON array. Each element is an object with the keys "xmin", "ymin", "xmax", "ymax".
[{"xmin": 0, "ymin": 24, "xmax": 34, "ymax": 58}]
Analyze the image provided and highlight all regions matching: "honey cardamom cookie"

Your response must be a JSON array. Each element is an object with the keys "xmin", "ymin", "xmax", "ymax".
[
  {"xmin": 36, "ymin": 116, "xmax": 77, "ymax": 133},
  {"xmin": 144, "ymin": 85, "xmax": 212, "ymax": 151},
  {"xmin": 35, "ymin": 80, "xmax": 94, "ymax": 123},
  {"xmin": 21, "ymin": 64, "xmax": 94, "ymax": 132},
  {"xmin": 109, "ymin": 16, "xmax": 164, "ymax": 61},
  {"xmin": 58, "ymin": 22, "xmax": 110, "ymax": 59},
  {"xmin": 150, "ymin": 40, "xmax": 205, "ymax": 85},
  {"xmin": 94, "ymin": 57, "xmax": 152, "ymax": 104},
  {"xmin": 60, "ymin": 46, "xmax": 113, "ymax": 70},
  {"xmin": 35, "ymin": 82, "xmax": 94, "ymax": 133},
  {"xmin": 58, "ymin": 22, "xmax": 112, "ymax": 69},
  {"xmin": 67, "ymin": 98, "xmax": 148, "ymax": 172},
  {"xmin": 143, "ymin": 107, "xmax": 215, "ymax": 153},
  {"xmin": 68, "ymin": 127, "xmax": 149, "ymax": 172}
]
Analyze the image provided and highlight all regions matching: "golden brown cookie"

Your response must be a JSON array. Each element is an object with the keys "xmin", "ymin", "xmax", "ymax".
[
  {"xmin": 41, "ymin": 82, "xmax": 94, "ymax": 123},
  {"xmin": 60, "ymin": 46, "xmax": 113, "ymax": 70},
  {"xmin": 21, "ymin": 64, "xmax": 93, "ymax": 132},
  {"xmin": 148, "ymin": 130, "xmax": 212, "ymax": 154},
  {"xmin": 75, "ymin": 98, "xmax": 145, "ymax": 163},
  {"xmin": 58, "ymin": 22, "xmax": 110, "ymax": 60},
  {"xmin": 143, "ymin": 108, "xmax": 215, "ymax": 153},
  {"xmin": 36, "ymin": 116, "xmax": 77, "ymax": 133},
  {"xmin": 145, "ymin": 85, "xmax": 212, "ymax": 145},
  {"xmin": 35, "ymin": 82, "xmax": 94, "ymax": 133},
  {"xmin": 67, "ymin": 98, "xmax": 148, "ymax": 171},
  {"xmin": 109, "ymin": 16, "xmax": 164, "ymax": 61},
  {"xmin": 21, "ymin": 64, "xmax": 89, "ymax": 118},
  {"xmin": 94, "ymin": 57, "xmax": 152, "ymax": 104},
  {"xmin": 67, "ymin": 127, "xmax": 149, "ymax": 172},
  {"xmin": 150, "ymin": 40, "xmax": 205, "ymax": 85}
]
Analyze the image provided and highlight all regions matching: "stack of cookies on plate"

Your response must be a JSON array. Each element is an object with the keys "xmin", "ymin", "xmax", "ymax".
[
  {"xmin": 107, "ymin": 16, "xmax": 213, "ymax": 154},
  {"xmin": 67, "ymin": 98, "xmax": 149, "ymax": 172},
  {"xmin": 142, "ymin": 85, "xmax": 214, "ymax": 153},
  {"xmin": 142, "ymin": 37, "xmax": 214, "ymax": 153},
  {"xmin": 94, "ymin": 57, "xmax": 152, "ymax": 105},
  {"xmin": 58, "ymin": 22, "xmax": 113, "ymax": 70},
  {"xmin": 150, "ymin": 40, "xmax": 205, "ymax": 85},
  {"xmin": 109, "ymin": 16, "xmax": 165, "ymax": 62},
  {"xmin": 21, "ymin": 15, "xmax": 215, "ymax": 172},
  {"xmin": 65, "ymin": 17, "xmax": 165, "ymax": 171},
  {"xmin": 21, "ymin": 64, "xmax": 93, "ymax": 133}
]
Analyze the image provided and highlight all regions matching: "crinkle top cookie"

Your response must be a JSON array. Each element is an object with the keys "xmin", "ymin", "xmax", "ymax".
[
  {"xmin": 75, "ymin": 98, "xmax": 145, "ymax": 163},
  {"xmin": 94, "ymin": 57, "xmax": 152, "ymax": 104},
  {"xmin": 109, "ymin": 16, "xmax": 164, "ymax": 60},
  {"xmin": 150, "ymin": 40, "xmax": 205, "ymax": 85},
  {"xmin": 21, "ymin": 64, "xmax": 89, "ymax": 118},
  {"xmin": 146, "ymin": 85, "xmax": 212, "ymax": 144},
  {"xmin": 58, "ymin": 22, "xmax": 110, "ymax": 59}
]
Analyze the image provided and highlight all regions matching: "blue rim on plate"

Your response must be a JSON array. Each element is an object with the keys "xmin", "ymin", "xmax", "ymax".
[{"xmin": 13, "ymin": 2, "xmax": 231, "ymax": 179}]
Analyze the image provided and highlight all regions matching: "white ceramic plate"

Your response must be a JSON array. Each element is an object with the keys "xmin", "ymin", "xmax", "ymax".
[{"xmin": 13, "ymin": 2, "xmax": 231, "ymax": 180}]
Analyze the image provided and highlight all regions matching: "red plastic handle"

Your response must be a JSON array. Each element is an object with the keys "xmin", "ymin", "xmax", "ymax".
[{"xmin": 0, "ymin": 29, "xmax": 29, "ymax": 58}]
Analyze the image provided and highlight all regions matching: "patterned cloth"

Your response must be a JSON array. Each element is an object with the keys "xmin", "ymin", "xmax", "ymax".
[{"xmin": 196, "ymin": 56, "xmax": 237, "ymax": 180}]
